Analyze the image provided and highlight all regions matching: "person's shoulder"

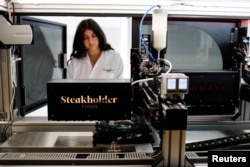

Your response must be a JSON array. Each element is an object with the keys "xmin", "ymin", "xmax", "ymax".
[
  {"xmin": 103, "ymin": 50, "xmax": 115, "ymax": 54},
  {"xmin": 69, "ymin": 56, "xmax": 86, "ymax": 65},
  {"xmin": 104, "ymin": 49, "xmax": 120, "ymax": 56}
]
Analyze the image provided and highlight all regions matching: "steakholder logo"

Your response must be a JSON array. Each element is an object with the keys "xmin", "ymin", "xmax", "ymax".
[
  {"xmin": 47, "ymin": 79, "xmax": 131, "ymax": 121},
  {"xmin": 60, "ymin": 95, "xmax": 118, "ymax": 104},
  {"xmin": 60, "ymin": 95, "xmax": 119, "ymax": 109}
]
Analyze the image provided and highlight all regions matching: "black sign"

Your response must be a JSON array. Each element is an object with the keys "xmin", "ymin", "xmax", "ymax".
[{"xmin": 47, "ymin": 79, "xmax": 131, "ymax": 121}]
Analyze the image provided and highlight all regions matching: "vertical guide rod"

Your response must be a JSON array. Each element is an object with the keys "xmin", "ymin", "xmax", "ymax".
[{"xmin": 0, "ymin": 48, "xmax": 13, "ymax": 121}]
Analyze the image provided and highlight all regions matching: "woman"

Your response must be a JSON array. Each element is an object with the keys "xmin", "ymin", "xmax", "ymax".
[{"xmin": 67, "ymin": 19, "xmax": 123, "ymax": 79}]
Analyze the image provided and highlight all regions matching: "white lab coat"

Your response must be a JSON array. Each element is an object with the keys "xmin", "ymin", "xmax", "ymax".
[{"xmin": 67, "ymin": 50, "xmax": 123, "ymax": 79}]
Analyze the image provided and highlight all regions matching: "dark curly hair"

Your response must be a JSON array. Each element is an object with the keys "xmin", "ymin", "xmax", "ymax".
[{"xmin": 71, "ymin": 19, "xmax": 112, "ymax": 58}]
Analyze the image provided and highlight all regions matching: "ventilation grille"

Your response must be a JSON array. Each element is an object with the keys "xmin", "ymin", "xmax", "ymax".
[{"xmin": 0, "ymin": 152, "xmax": 149, "ymax": 160}]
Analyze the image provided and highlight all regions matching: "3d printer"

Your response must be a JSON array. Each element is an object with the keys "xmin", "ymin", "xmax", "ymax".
[{"xmin": 1, "ymin": 1, "xmax": 250, "ymax": 167}]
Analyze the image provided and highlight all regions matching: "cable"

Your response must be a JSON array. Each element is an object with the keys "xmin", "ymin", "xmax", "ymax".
[
  {"xmin": 131, "ymin": 77, "xmax": 154, "ymax": 86},
  {"xmin": 160, "ymin": 58, "xmax": 172, "ymax": 74},
  {"xmin": 147, "ymin": 149, "xmax": 162, "ymax": 158},
  {"xmin": 110, "ymin": 136, "xmax": 123, "ymax": 152},
  {"xmin": 131, "ymin": 58, "xmax": 172, "ymax": 86},
  {"xmin": 139, "ymin": 5, "xmax": 160, "ymax": 62},
  {"xmin": 7, "ymin": 0, "xmax": 14, "ymax": 23},
  {"xmin": 2, "ymin": 82, "xmax": 15, "ymax": 141},
  {"xmin": 110, "ymin": 134, "xmax": 143, "ymax": 152}
]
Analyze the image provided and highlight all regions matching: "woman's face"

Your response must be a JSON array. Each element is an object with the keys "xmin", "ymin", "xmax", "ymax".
[{"xmin": 83, "ymin": 29, "xmax": 99, "ymax": 52}]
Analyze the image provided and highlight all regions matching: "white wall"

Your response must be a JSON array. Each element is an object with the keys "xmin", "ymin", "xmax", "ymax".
[{"xmin": 33, "ymin": 16, "xmax": 132, "ymax": 79}]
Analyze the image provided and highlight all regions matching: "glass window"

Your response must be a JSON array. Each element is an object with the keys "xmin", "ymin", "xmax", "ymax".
[{"xmin": 167, "ymin": 25, "xmax": 222, "ymax": 69}]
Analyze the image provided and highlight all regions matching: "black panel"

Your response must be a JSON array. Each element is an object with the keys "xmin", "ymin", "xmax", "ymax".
[
  {"xmin": 173, "ymin": 70, "xmax": 240, "ymax": 115},
  {"xmin": 47, "ymin": 79, "xmax": 131, "ymax": 121}
]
